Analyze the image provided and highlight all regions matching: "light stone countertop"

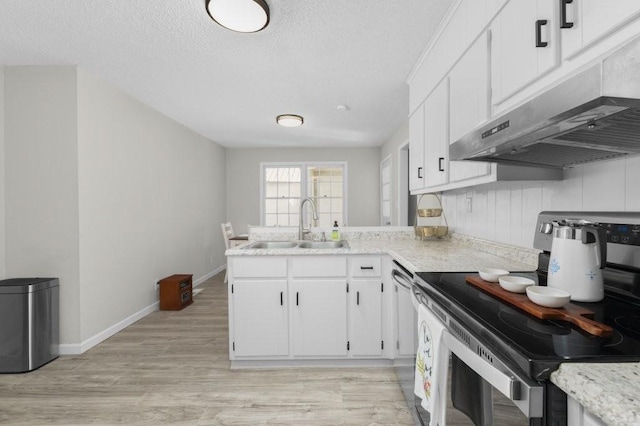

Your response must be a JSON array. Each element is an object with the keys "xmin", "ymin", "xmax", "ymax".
[
  {"xmin": 226, "ymin": 228, "xmax": 539, "ymax": 273},
  {"xmin": 551, "ymin": 363, "xmax": 640, "ymax": 425}
]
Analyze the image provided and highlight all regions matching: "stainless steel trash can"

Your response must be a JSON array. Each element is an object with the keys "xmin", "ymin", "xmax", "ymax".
[{"xmin": 0, "ymin": 278, "xmax": 59, "ymax": 373}]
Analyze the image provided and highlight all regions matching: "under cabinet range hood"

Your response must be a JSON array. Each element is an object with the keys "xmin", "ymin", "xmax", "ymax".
[{"xmin": 450, "ymin": 37, "xmax": 640, "ymax": 169}]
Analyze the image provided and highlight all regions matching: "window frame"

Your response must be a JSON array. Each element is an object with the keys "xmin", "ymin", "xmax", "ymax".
[{"xmin": 259, "ymin": 161, "xmax": 348, "ymax": 227}]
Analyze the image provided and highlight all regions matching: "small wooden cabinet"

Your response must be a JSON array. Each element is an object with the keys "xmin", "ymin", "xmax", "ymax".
[{"xmin": 159, "ymin": 274, "xmax": 193, "ymax": 310}]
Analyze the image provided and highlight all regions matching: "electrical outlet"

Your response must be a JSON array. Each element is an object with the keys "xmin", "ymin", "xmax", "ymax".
[
  {"xmin": 466, "ymin": 196, "xmax": 472, "ymax": 213},
  {"xmin": 154, "ymin": 279, "xmax": 160, "ymax": 291}
]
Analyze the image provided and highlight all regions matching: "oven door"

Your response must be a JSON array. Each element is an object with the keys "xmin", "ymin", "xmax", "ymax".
[{"xmin": 411, "ymin": 279, "xmax": 545, "ymax": 425}]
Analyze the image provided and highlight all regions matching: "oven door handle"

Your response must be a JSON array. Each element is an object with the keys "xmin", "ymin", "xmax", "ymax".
[
  {"xmin": 391, "ymin": 269, "xmax": 412, "ymax": 290},
  {"xmin": 410, "ymin": 282, "xmax": 424, "ymax": 311},
  {"xmin": 442, "ymin": 331, "xmax": 522, "ymax": 401}
]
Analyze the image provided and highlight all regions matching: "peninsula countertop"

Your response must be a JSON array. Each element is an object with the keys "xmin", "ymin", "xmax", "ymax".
[
  {"xmin": 226, "ymin": 229, "xmax": 539, "ymax": 273},
  {"xmin": 551, "ymin": 363, "xmax": 640, "ymax": 425}
]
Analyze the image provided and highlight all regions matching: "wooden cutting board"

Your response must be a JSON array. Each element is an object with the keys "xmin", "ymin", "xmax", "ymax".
[{"xmin": 466, "ymin": 276, "xmax": 613, "ymax": 337}]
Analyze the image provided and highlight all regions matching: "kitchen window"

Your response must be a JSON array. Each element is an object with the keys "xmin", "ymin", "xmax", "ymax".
[{"xmin": 261, "ymin": 162, "xmax": 346, "ymax": 228}]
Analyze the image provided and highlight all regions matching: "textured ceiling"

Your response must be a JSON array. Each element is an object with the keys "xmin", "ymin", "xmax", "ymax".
[{"xmin": 0, "ymin": 0, "xmax": 454, "ymax": 148}]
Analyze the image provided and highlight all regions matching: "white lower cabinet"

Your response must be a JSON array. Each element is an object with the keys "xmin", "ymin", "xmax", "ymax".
[
  {"xmin": 349, "ymin": 279, "xmax": 383, "ymax": 356},
  {"xmin": 229, "ymin": 254, "xmax": 390, "ymax": 363},
  {"xmin": 291, "ymin": 279, "xmax": 348, "ymax": 357},
  {"xmin": 232, "ymin": 279, "xmax": 288, "ymax": 357}
]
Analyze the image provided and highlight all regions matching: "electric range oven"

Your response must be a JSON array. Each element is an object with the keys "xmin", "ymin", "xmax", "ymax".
[{"xmin": 409, "ymin": 211, "xmax": 640, "ymax": 425}]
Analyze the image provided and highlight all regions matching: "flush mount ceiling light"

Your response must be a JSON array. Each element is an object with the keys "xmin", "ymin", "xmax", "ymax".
[
  {"xmin": 276, "ymin": 114, "xmax": 304, "ymax": 127},
  {"xmin": 206, "ymin": 0, "xmax": 270, "ymax": 33}
]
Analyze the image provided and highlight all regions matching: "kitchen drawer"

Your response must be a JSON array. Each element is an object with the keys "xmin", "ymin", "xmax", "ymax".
[
  {"xmin": 349, "ymin": 256, "xmax": 382, "ymax": 277},
  {"xmin": 231, "ymin": 257, "xmax": 287, "ymax": 278},
  {"xmin": 290, "ymin": 256, "xmax": 347, "ymax": 277}
]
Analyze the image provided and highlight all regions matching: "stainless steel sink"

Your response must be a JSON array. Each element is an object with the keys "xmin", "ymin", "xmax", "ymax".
[
  {"xmin": 243, "ymin": 240, "xmax": 350, "ymax": 250},
  {"xmin": 246, "ymin": 241, "xmax": 298, "ymax": 249},
  {"xmin": 296, "ymin": 241, "xmax": 350, "ymax": 249}
]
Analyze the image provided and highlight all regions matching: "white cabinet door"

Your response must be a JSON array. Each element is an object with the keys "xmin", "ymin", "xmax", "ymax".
[
  {"xmin": 448, "ymin": 31, "xmax": 493, "ymax": 184},
  {"xmin": 349, "ymin": 280, "xmax": 383, "ymax": 356},
  {"xmin": 449, "ymin": 32, "xmax": 490, "ymax": 144},
  {"xmin": 491, "ymin": 0, "xmax": 559, "ymax": 104},
  {"xmin": 395, "ymin": 282, "xmax": 416, "ymax": 357},
  {"xmin": 561, "ymin": 0, "xmax": 640, "ymax": 59},
  {"xmin": 409, "ymin": 104, "xmax": 425, "ymax": 192},
  {"xmin": 291, "ymin": 279, "xmax": 348, "ymax": 357},
  {"xmin": 424, "ymin": 78, "xmax": 450, "ymax": 188},
  {"xmin": 232, "ymin": 280, "xmax": 288, "ymax": 357}
]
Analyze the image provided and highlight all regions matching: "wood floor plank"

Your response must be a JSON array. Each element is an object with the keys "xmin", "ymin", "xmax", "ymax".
[{"xmin": 0, "ymin": 272, "xmax": 414, "ymax": 425}]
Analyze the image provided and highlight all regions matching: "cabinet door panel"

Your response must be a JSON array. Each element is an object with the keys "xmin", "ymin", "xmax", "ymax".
[
  {"xmin": 350, "ymin": 280, "xmax": 383, "ymax": 356},
  {"xmin": 563, "ymin": 0, "xmax": 640, "ymax": 59},
  {"xmin": 449, "ymin": 32, "xmax": 489, "ymax": 143},
  {"xmin": 491, "ymin": 0, "xmax": 558, "ymax": 103},
  {"xmin": 409, "ymin": 105, "xmax": 425, "ymax": 192},
  {"xmin": 582, "ymin": 0, "xmax": 640, "ymax": 46},
  {"xmin": 232, "ymin": 257, "xmax": 287, "ymax": 278},
  {"xmin": 290, "ymin": 256, "xmax": 347, "ymax": 277},
  {"xmin": 292, "ymin": 279, "xmax": 347, "ymax": 357},
  {"xmin": 424, "ymin": 78, "xmax": 449, "ymax": 187},
  {"xmin": 233, "ymin": 280, "xmax": 288, "ymax": 357}
]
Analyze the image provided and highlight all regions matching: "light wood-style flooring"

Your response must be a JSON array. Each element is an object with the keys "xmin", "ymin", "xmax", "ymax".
[{"xmin": 0, "ymin": 273, "xmax": 414, "ymax": 425}]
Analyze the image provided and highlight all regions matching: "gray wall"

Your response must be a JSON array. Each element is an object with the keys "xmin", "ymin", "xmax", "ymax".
[
  {"xmin": 5, "ymin": 67, "xmax": 82, "ymax": 343},
  {"xmin": 0, "ymin": 68, "xmax": 5, "ymax": 278},
  {"xmin": 3, "ymin": 66, "xmax": 227, "ymax": 350},
  {"xmin": 226, "ymin": 147, "xmax": 381, "ymax": 234}
]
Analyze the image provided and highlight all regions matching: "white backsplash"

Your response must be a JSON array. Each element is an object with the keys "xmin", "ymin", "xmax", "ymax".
[{"xmin": 441, "ymin": 155, "xmax": 640, "ymax": 249}]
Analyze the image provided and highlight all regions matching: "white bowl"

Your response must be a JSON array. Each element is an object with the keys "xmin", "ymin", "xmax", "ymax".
[
  {"xmin": 526, "ymin": 286, "xmax": 571, "ymax": 308},
  {"xmin": 479, "ymin": 268, "xmax": 510, "ymax": 282},
  {"xmin": 498, "ymin": 276, "xmax": 535, "ymax": 293}
]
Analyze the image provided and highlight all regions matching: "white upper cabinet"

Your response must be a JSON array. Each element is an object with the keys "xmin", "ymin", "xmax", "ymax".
[
  {"xmin": 491, "ymin": 0, "xmax": 559, "ymax": 104},
  {"xmin": 408, "ymin": 0, "xmax": 506, "ymax": 114},
  {"xmin": 409, "ymin": 105, "xmax": 425, "ymax": 192},
  {"xmin": 449, "ymin": 32, "xmax": 490, "ymax": 145},
  {"xmin": 424, "ymin": 78, "xmax": 450, "ymax": 188},
  {"xmin": 560, "ymin": 0, "xmax": 640, "ymax": 59},
  {"xmin": 449, "ymin": 31, "xmax": 492, "ymax": 183}
]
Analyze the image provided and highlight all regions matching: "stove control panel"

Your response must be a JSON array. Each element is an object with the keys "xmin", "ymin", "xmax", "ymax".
[
  {"xmin": 602, "ymin": 223, "xmax": 640, "ymax": 246},
  {"xmin": 534, "ymin": 212, "xmax": 640, "ymax": 269}
]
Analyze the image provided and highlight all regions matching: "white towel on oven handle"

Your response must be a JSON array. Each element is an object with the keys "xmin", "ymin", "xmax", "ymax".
[{"xmin": 414, "ymin": 302, "xmax": 450, "ymax": 426}]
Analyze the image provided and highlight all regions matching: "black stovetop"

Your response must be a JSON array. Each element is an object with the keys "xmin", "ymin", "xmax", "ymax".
[{"xmin": 415, "ymin": 269, "xmax": 640, "ymax": 381}]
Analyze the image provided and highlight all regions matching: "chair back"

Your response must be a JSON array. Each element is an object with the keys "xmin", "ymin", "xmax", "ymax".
[{"xmin": 221, "ymin": 222, "xmax": 235, "ymax": 249}]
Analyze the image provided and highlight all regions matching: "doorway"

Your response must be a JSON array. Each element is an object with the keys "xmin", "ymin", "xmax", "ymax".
[{"xmin": 399, "ymin": 143, "xmax": 417, "ymax": 226}]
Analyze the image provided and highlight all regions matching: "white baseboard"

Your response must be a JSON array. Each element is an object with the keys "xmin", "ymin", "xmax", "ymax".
[
  {"xmin": 59, "ymin": 266, "xmax": 225, "ymax": 355},
  {"xmin": 193, "ymin": 265, "xmax": 225, "ymax": 287}
]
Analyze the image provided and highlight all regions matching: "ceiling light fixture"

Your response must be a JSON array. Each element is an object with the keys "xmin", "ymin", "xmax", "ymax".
[
  {"xmin": 276, "ymin": 114, "xmax": 304, "ymax": 127},
  {"xmin": 206, "ymin": 0, "xmax": 270, "ymax": 33}
]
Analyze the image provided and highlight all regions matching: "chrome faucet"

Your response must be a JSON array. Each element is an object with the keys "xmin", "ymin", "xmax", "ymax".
[{"xmin": 298, "ymin": 197, "xmax": 319, "ymax": 241}]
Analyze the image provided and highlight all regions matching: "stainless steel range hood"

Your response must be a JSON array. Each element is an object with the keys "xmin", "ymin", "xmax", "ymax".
[{"xmin": 450, "ymin": 37, "xmax": 640, "ymax": 169}]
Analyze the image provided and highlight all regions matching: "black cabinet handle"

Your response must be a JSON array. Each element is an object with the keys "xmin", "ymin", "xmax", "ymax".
[
  {"xmin": 418, "ymin": 167, "xmax": 423, "ymax": 179},
  {"xmin": 438, "ymin": 157, "xmax": 445, "ymax": 172},
  {"xmin": 536, "ymin": 20, "xmax": 548, "ymax": 47},
  {"xmin": 357, "ymin": 291, "xmax": 360, "ymax": 305},
  {"xmin": 296, "ymin": 292, "xmax": 299, "ymax": 306},
  {"xmin": 280, "ymin": 291, "xmax": 283, "ymax": 306},
  {"xmin": 360, "ymin": 266, "xmax": 374, "ymax": 270},
  {"xmin": 560, "ymin": 0, "xmax": 574, "ymax": 29}
]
